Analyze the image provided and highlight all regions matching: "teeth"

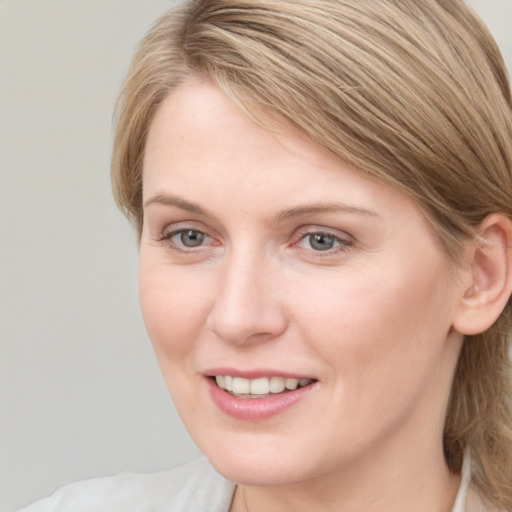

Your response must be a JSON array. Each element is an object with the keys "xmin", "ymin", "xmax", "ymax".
[
  {"xmin": 285, "ymin": 378, "xmax": 299, "ymax": 390},
  {"xmin": 250, "ymin": 378, "xmax": 269, "ymax": 395},
  {"xmin": 214, "ymin": 375, "xmax": 313, "ymax": 396},
  {"xmin": 224, "ymin": 375, "xmax": 233, "ymax": 392},
  {"xmin": 232, "ymin": 377, "xmax": 250, "ymax": 394},
  {"xmin": 269, "ymin": 376, "xmax": 285, "ymax": 393}
]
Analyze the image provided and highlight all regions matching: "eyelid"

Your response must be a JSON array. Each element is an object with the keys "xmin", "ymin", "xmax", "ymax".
[
  {"xmin": 154, "ymin": 221, "xmax": 220, "ymax": 252},
  {"xmin": 294, "ymin": 225, "xmax": 353, "ymax": 241},
  {"xmin": 292, "ymin": 226, "xmax": 355, "ymax": 253},
  {"xmin": 156, "ymin": 219, "xmax": 211, "ymax": 239},
  {"xmin": 164, "ymin": 228, "xmax": 210, "ymax": 243}
]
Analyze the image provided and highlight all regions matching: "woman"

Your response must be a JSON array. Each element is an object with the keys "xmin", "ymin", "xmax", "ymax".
[{"xmin": 20, "ymin": 0, "xmax": 512, "ymax": 511}]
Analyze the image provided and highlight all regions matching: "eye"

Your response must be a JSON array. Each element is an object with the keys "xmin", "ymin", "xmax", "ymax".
[
  {"xmin": 173, "ymin": 229, "xmax": 206, "ymax": 248},
  {"xmin": 157, "ymin": 227, "xmax": 216, "ymax": 252},
  {"xmin": 295, "ymin": 229, "xmax": 354, "ymax": 253},
  {"xmin": 304, "ymin": 233, "xmax": 339, "ymax": 251}
]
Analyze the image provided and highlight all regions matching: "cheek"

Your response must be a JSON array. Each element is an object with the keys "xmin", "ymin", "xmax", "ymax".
[
  {"xmin": 290, "ymin": 258, "xmax": 457, "ymax": 394},
  {"xmin": 138, "ymin": 260, "xmax": 212, "ymax": 363},
  {"xmin": 291, "ymin": 266, "xmax": 459, "ymax": 454}
]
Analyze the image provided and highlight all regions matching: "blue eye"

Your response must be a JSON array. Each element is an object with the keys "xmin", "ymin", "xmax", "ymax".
[
  {"xmin": 172, "ymin": 229, "xmax": 206, "ymax": 247},
  {"xmin": 295, "ymin": 230, "xmax": 353, "ymax": 254},
  {"xmin": 304, "ymin": 233, "xmax": 340, "ymax": 251}
]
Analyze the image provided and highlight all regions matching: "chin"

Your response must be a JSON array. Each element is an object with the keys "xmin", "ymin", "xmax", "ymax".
[
  {"xmin": 207, "ymin": 449, "xmax": 311, "ymax": 486},
  {"xmin": 191, "ymin": 428, "xmax": 331, "ymax": 486}
]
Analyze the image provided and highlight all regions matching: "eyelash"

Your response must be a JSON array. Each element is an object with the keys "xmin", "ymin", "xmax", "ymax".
[
  {"xmin": 156, "ymin": 228, "xmax": 214, "ymax": 253},
  {"xmin": 156, "ymin": 226, "xmax": 354, "ymax": 256},
  {"xmin": 293, "ymin": 228, "xmax": 354, "ymax": 255}
]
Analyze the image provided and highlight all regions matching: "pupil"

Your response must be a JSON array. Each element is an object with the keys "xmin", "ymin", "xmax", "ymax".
[
  {"xmin": 181, "ymin": 230, "xmax": 204, "ymax": 247},
  {"xmin": 310, "ymin": 234, "xmax": 334, "ymax": 251}
]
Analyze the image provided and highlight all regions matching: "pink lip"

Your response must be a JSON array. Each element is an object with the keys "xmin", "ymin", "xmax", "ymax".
[{"xmin": 205, "ymin": 376, "xmax": 317, "ymax": 421}]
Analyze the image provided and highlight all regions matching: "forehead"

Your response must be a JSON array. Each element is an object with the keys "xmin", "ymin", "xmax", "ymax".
[
  {"xmin": 145, "ymin": 80, "xmax": 365, "ymax": 190},
  {"xmin": 143, "ymin": 80, "xmax": 431, "ymax": 230},
  {"xmin": 143, "ymin": 79, "xmax": 335, "ymax": 177}
]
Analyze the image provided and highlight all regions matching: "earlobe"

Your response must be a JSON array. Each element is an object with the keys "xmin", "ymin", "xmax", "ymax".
[{"xmin": 453, "ymin": 214, "xmax": 512, "ymax": 336}]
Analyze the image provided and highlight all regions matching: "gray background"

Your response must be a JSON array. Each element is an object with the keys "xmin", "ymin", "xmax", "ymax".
[{"xmin": 1, "ymin": 1, "xmax": 511, "ymax": 510}]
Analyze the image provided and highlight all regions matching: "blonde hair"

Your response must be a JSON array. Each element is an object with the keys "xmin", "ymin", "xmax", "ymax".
[{"xmin": 112, "ymin": 0, "xmax": 512, "ymax": 507}]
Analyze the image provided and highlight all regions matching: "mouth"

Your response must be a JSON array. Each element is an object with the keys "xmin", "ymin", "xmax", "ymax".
[
  {"xmin": 212, "ymin": 375, "xmax": 316, "ymax": 399},
  {"xmin": 205, "ymin": 371, "xmax": 318, "ymax": 420}
]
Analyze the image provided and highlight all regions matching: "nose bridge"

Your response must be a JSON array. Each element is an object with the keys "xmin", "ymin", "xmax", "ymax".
[{"xmin": 206, "ymin": 244, "xmax": 287, "ymax": 345}]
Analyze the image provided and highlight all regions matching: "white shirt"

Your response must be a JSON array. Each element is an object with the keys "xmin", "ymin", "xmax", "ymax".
[{"xmin": 16, "ymin": 453, "xmax": 491, "ymax": 512}]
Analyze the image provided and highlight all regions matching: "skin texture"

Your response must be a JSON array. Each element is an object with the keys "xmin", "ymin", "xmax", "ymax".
[{"xmin": 139, "ymin": 79, "xmax": 468, "ymax": 512}]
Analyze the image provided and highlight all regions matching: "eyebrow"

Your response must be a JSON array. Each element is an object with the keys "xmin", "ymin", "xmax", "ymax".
[
  {"xmin": 144, "ymin": 194, "xmax": 379, "ymax": 221},
  {"xmin": 143, "ymin": 194, "xmax": 211, "ymax": 217},
  {"xmin": 276, "ymin": 203, "xmax": 380, "ymax": 221}
]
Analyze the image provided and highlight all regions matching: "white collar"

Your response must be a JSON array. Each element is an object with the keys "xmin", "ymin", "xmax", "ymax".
[
  {"xmin": 451, "ymin": 452, "xmax": 472, "ymax": 512},
  {"xmin": 451, "ymin": 451, "xmax": 491, "ymax": 512}
]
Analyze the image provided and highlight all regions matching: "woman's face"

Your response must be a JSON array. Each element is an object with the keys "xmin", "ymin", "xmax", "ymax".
[{"xmin": 139, "ymin": 80, "xmax": 466, "ymax": 486}]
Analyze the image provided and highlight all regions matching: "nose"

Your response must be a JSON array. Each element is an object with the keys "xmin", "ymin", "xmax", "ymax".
[{"xmin": 206, "ymin": 250, "xmax": 288, "ymax": 345}]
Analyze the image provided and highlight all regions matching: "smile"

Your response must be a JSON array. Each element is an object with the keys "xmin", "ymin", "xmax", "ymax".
[
  {"xmin": 207, "ymin": 375, "xmax": 317, "ymax": 420},
  {"xmin": 215, "ymin": 375, "xmax": 314, "ymax": 398}
]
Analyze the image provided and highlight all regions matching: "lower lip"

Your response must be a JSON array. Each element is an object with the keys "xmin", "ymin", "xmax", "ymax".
[{"xmin": 206, "ymin": 378, "xmax": 316, "ymax": 421}]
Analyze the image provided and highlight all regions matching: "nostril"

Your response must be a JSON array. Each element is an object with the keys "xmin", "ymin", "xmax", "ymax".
[{"xmin": 206, "ymin": 302, "xmax": 288, "ymax": 346}]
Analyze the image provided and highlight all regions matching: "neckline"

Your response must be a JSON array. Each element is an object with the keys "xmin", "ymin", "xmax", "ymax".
[
  {"xmin": 451, "ymin": 451, "xmax": 472, "ymax": 512},
  {"xmin": 226, "ymin": 452, "xmax": 477, "ymax": 512}
]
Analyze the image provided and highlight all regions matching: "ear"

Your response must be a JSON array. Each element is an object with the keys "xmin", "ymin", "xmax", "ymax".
[{"xmin": 453, "ymin": 213, "xmax": 512, "ymax": 336}]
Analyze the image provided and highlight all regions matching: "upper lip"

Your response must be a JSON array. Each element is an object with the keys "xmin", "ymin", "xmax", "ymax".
[{"xmin": 203, "ymin": 367, "xmax": 316, "ymax": 380}]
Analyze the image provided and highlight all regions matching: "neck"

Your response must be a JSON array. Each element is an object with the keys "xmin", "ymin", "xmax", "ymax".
[{"xmin": 231, "ymin": 441, "xmax": 461, "ymax": 512}]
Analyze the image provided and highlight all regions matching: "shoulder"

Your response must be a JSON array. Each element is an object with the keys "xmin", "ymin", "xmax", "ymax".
[{"xmin": 16, "ymin": 457, "xmax": 236, "ymax": 512}]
